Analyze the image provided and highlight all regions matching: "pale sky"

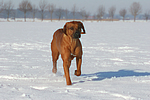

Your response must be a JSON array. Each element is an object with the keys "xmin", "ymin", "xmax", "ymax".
[{"xmin": 3, "ymin": 0, "xmax": 150, "ymax": 14}]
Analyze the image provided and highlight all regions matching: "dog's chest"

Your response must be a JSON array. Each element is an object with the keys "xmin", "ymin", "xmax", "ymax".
[
  {"xmin": 70, "ymin": 40, "xmax": 77, "ymax": 55},
  {"xmin": 70, "ymin": 44, "xmax": 76, "ymax": 55}
]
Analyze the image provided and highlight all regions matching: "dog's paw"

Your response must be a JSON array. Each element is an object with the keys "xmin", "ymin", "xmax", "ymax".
[
  {"xmin": 74, "ymin": 70, "xmax": 81, "ymax": 76},
  {"xmin": 67, "ymin": 82, "xmax": 72, "ymax": 85},
  {"xmin": 52, "ymin": 68, "xmax": 57, "ymax": 73}
]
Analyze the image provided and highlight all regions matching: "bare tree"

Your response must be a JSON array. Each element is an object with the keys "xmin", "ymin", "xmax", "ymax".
[
  {"xmin": 144, "ymin": 10, "xmax": 150, "ymax": 22},
  {"xmin": 47, "ymin": 4, "xmax": 55, "ymax": 21},
  {"xmin": 97, "ymin": 5, "xmax": 105, "ymax": 21},
  {"xmin": 19, "ymin": 0, "xmax": 32, "ymax": 22},
  {"xmin": 55, "ymin": 7, "xmax": 63, "ymax": 21},
  {"xmin": 93, "ymin": 14, "xmax": 97, "ymax": 20},
  {"xmin": 108, "ymin": 6, "xmax": 116, "ymax": 21},
  {"xmin": 0, "ymin": 0, "xmax": 3, "ymax": 13},
  {"xmin": 130, "ymin": 2, "xmax": 142, "ymax": 22},
  {"xmin": 65, "ymin": 8, "xmax": 68, "ymax": 20},
  {"xmin": 11, "ymin": 10, "xmax": 17, "ymax": 21},
  {"xmin": 39, "ymin": 0, "xmax": 47, "ymax": 21},
  {"xmin": 79, "ymin": 8, "xmax": 86, "ymax": 21},
  {"xmin": 84, "ymin": 11, "xmax": 90, "ymax": 20},
  {"xmin": 32, "ymin": 4, "xmax": 38, "ymax": 22},
  {"xmin": 3, "ymin": 1, "xmax": 14, "ymax": 21},
  {"xmin": 79, "ymin": 8, "xmax": 90, "ymax": 21},
  {"xmin": 119, "ymin": 8, "xmax": 127, "ymax": 21},
  {"xmin": 72, "ymin": 4, "xmax": 77, "ymax": 20}
]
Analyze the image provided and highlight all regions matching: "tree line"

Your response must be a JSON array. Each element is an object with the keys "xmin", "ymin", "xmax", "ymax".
[{"xmin": 0, "ymin": 0, "xmax": 150, "ymax": 22}]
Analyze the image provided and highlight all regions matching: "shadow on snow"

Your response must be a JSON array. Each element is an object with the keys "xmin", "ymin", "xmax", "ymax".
[{"xmin": 81, "ymin": 70, "xmax": 150, "ymax": 81}]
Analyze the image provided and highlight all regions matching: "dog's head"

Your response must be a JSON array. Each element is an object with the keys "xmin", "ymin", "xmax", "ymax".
[{"xmin": 63, "ymin": 21, "xmax": 86, "ymax": 39}]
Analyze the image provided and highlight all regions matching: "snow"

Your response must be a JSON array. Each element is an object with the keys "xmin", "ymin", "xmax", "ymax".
[{"xmin": 0, "ymin": 21, "xmax": 150, "ymax": 100}]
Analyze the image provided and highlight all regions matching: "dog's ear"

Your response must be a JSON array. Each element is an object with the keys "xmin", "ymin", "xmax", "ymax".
[
  {"xmin": 63, "ymin": 23, "xmax": 67, "ymax": 35},
  {"xmin": 79, "ymin": 22, "xmax": 86, "ymax": 34}
]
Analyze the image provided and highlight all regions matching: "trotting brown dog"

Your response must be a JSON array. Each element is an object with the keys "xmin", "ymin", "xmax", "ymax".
[{"xmin": 51, "ymin": 21, "xmax": 86, "ymax": 85}]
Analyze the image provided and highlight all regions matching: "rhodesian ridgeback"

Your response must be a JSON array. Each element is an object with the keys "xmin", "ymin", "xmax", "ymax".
[{"xmin": 51, "ymin": 21, "xmax": 86, "ymax": 85}]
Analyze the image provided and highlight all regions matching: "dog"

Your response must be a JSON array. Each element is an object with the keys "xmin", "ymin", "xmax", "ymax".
[{"xmin": 51, "ymin": 21, "xmax": 86, "ymax": 85}]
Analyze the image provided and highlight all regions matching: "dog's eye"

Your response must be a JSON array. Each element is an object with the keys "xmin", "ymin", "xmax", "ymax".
[{"xmin": 70, "ymin": 27, "xmax": 74, "ymax": 30}]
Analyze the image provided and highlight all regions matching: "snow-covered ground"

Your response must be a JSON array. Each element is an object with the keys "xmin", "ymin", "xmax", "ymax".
[{"xmin": 0, "ymin": 21, "xmax": 150, "ymax": 100}]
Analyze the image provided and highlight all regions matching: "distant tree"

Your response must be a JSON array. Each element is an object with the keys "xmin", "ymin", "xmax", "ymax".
[
  {"xmin": 11, "ymin": 10, "xmax": 17, "ymax": 21},
  {"xmin": 19, "ymin": 0, "xmax": 32, "ymax": 22},
  {"xmin": 39, "ymin": 0, "xmax": 47, "ymax": 21},
  {"xmin": 55, "ymin": 7, "xmax": 63, "ymax": 21},
  {"xmin": 3, "ymin": 1, "xmax": 14, "ymax": 21},
  {"xmin": 65, "ymin": 8, "xmax": 68, "ymax": 20},
  {"xmin": 79, "ymin": 8, "xmax": 90, "ymax": 21},
  {"xmin": 79, "ymin": 8, "xmax": 86, "ymax": 21},
  {"xmin": 119, "ymin": 8, "xmax": 127, "ymax": 21},
  {"xmin": 97, "ymin": 5, "xmax": 105, "ymax": 21},
  {"xmin": 32, "ymin": 4, "xmax": 38, "ymax": 22},
  {"xmin": 47, "ymin": 4, "xmax": 55, "ymax": 21},
  {"xmin": 84, "ymin": 11, "xmax": 90, "ymax": 20},
  {"xmin": 72, "ymin": 4, "xmax": 77, "ymax": 20},
  {"xmin": 0, "ymin": 0, "xmax": 3, "ymax": 13},
  {"xmin": 108, "ymin": 6, "xmax": 116, "ymax": 21},
  {"xmin": 129, "ymin": 2, "xmax": 142, "ymax": 22},
  {"xmin": 144, "ymin": 10, "xmax": 150, "ymax": 22},
  {"xmin": 93, "ymin": 14, "xmax": 97, "ymax": 20}
]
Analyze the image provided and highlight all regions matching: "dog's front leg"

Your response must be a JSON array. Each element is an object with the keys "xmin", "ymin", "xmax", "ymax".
[
  {"xmin": 62, "ymin": 54, "xmax": 72, "ymax": 85},
  {"xmin": 63, "ymin": 61, "xmax": 72, "ymax": 85},
  {"xmin": 75, "ymin": 57, "xmax": 82, "ymax": 76}
]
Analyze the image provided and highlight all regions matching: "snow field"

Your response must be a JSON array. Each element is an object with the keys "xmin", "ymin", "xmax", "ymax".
[{"xmin": 0, "ymin": 21, "xmax": 150, "ymax": 100}]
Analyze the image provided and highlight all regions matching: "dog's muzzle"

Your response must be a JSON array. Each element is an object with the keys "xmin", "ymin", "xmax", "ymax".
[{"xmin": 73, "ymin": 32, "xmax": 81, "ymax": 39}]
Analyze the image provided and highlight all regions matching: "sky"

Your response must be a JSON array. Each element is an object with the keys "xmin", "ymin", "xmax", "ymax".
[{"xmin": 3, "ymin": 0, "xmax": 150, "ymax": 14}]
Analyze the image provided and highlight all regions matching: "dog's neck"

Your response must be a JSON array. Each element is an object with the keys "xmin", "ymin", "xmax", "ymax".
[{"xmin": 63, "ymin": 34, "xmax": 77, "ymax": 46}]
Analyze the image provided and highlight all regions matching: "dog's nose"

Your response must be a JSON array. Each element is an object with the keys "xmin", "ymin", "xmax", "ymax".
[{"xmin": 73, "ymin": 32, "xmax": 81, "ymax": 39}]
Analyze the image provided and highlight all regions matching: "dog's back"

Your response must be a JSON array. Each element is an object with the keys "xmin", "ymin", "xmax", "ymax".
[{"xmin": 53, "ymin": 29, "xmax": 63, "ymax": 39}]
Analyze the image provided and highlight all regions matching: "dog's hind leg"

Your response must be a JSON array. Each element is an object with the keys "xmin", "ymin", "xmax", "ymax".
[
  {"xmin": 51, "ymin": 41, "xmax": 59, "ymax": 74},
  {"xmin": 52, "ymin": 51, "xmax": 59, "ymax": 73}
]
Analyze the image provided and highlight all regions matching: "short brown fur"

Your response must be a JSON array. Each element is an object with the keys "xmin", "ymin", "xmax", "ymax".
[{"xmin": 51, "ymin": 21, "xmax": 86, "ymax": 85}]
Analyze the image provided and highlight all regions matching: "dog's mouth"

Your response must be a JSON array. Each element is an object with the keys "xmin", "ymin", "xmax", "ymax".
[{"xmin": 73, "ymin": 32, "xmax": 81, "ymax": 39}]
